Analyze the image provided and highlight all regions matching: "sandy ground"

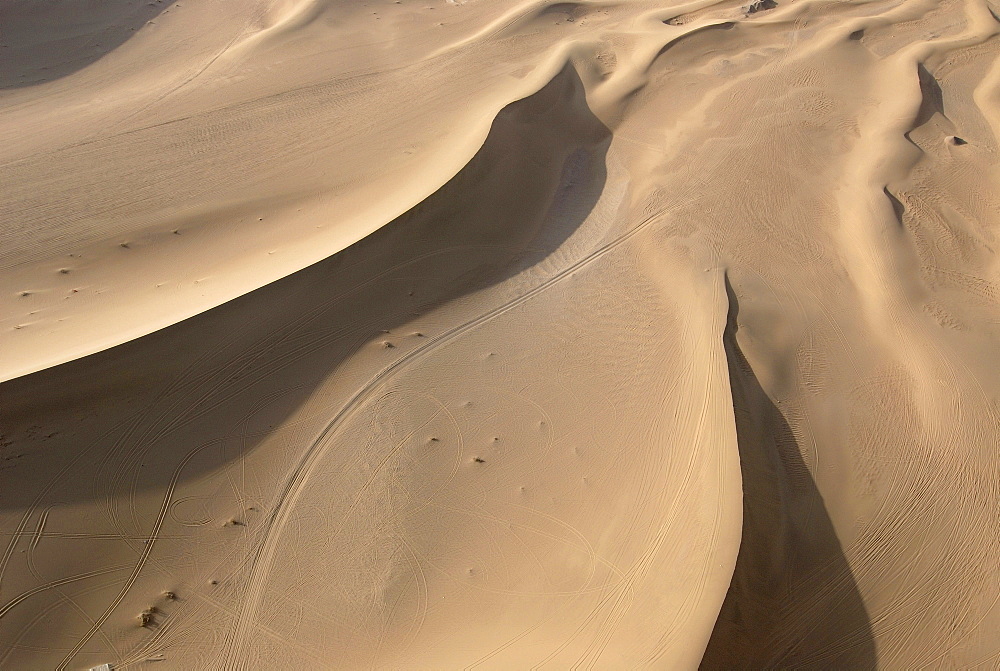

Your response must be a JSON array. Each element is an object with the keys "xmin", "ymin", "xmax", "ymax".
[{"xmin": 3, "ymin": 0, "xmax": 1000, "ymax": 668}]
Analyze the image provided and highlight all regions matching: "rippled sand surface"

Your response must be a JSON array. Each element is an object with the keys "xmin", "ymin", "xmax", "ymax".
[{"xmin": 3, "ymin": 0, "xmax": 1000, "ymax": 668}]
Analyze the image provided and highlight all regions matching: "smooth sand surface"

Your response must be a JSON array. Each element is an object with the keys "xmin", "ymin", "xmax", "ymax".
[{"xmin": 3, "ymin": 0, "xmax": 1000, "ymax": 668}]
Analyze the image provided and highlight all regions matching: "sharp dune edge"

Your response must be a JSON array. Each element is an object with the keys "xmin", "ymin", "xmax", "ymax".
[{"xmin": 2, "ymin": 0, "xmax": 1000, "ymax": 667}]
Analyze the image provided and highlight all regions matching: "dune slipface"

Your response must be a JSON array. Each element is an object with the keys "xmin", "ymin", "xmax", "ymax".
[{"xmin": 2, "ymin": 0, "xmax": 1000, "ymax": 668}]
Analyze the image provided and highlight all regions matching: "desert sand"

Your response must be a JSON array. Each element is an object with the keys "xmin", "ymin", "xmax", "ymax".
[{"xmin": 2, "ymin": 0, "xmax": 1000, "ymax": 668}]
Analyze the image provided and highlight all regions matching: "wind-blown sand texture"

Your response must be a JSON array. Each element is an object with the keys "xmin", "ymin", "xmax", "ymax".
[{"xmin": 3, "ymin": 0, "xmax": 1000, "ymax": 668}]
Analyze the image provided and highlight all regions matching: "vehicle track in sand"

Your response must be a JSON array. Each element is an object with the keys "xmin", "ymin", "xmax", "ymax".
[{"xmin": 221, "ymin": 206, "xmax": 669, "ymax": 668}]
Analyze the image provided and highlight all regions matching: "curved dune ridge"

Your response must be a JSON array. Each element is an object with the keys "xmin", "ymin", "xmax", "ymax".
[{"xmin": 3, "ymin": 0, "xmax": 1000, "ymax": 668}]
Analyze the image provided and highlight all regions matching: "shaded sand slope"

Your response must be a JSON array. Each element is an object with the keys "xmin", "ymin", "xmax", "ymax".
[
  {"xmin": 701, "ymin": 278, "xmax": 877, "ymax": 669},
  {"xmin": 4, "ymin": 0, "xmax": 1000, "ymax": 668},
  {"xmin": 1, "ymin": 0, "xmax": 173, "ymax": 89}
]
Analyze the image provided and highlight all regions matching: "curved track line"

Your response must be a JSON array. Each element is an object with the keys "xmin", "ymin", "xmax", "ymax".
[{"xmin": 222, "ymin": 211, "xmax": 666, "ymax": 668}]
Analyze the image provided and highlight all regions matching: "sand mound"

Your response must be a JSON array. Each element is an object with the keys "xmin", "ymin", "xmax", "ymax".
[{"xmin": 3, "ymin": 0, "xmax": 1000, "ymax": 668}]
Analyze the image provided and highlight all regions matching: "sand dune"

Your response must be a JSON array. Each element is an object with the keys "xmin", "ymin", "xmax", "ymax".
[{"xmin": 3, "ymin": 0, "xmax": 1000, "ymax": 668}]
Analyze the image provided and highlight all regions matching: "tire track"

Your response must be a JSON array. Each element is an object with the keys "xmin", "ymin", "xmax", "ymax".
[{"xmin": 221, "ymin": 210, "xmax": 667, "ymax": 668}]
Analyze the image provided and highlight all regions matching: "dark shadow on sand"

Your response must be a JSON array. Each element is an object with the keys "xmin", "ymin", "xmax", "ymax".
[
  {"xmin": 1, "ymin": 0, "xmax": 174, "ymax": 89},
  {"xmin": 700, "ymin": 276, "xmax": 878, "ymax": 670},
  {"xmin": 1, "ymin": 64, "xmax": 609, "ymax": 515},
  {"xmin": 915, "ymin": 63, "xmax": 945, "ymax": 127}
]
